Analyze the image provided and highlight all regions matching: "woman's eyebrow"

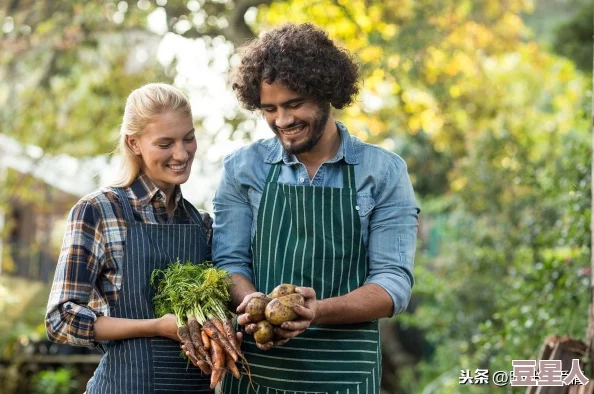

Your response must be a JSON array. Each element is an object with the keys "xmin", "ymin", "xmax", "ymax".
[{"xmin": 154, "ymin": 128, "xmax": 195, "ymax": 142}]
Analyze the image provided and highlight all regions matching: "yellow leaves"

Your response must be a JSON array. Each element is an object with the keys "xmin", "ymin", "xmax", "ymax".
[
  {"xmin": 449, "ymin": 85, "xmax": 461, "ymax": 98},
  {"xmin": 401, "ymin": 88, "xmax": 443, "ymax": 135},
  {"xmin": 446, "ymin": 22, "xmax": 496, "ymax": 52},
  {"xmin": 367, "ymin": 117, "xmax": 386, "ymax": 136},
  {"xmin": 380, "ymin": 24, "xmax": 398, "ymax": 40},
  {"xmin": 358, "ymin": 46, "xmax": 383, "ymax": 64},
  {"xmin": 450, "ymin": 176, "xmax": 468, "ymax": 192},
  {"xmin": 494, "ymin": 12, "xmax": 525, "ymax": 40},
  {"xmin": 387, "ymin": 54, "xmax": 401, "ymax": 70},
  {"xmin": 402, "ymin": 88, "xmax": 434, "ymax": 112},
  {"xmin": 408, "ymin": 109, "xmax": 443, "ymax": 135},
  {"xmin": 424, "ymin": 46, "xmax": 446, "ymax": 83}
]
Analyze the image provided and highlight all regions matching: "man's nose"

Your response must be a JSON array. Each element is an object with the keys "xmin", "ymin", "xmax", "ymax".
[{"xmin": 275, "ymin": 109, "xmax": 295, "ymax": 129}]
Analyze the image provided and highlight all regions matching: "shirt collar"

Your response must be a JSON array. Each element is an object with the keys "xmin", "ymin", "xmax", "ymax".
[
  {"xmin": 129, "ymin": 173, "xmax": 183, "ymax": 208},
  {"xmin": 264, "ymin": 121, "xmax": 359, "ymax": 165}
]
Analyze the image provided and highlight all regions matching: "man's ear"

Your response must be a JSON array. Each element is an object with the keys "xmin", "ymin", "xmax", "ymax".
[{"xmin": 126, "ymin": 135, "xmax": 141, "ymax": 156}]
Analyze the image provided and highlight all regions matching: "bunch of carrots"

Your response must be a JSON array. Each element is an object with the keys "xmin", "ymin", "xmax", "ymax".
[{"xmin": 150, "ymin": 260, "xmax": 248, "ymax": 389}]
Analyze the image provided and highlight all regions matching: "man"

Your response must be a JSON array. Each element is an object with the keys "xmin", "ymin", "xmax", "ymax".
[{"xmin": 213, "ymin": 23, "xmax": 419, "ymax": 393}]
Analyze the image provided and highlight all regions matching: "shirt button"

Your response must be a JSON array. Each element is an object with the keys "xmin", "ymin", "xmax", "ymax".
[
  {"xmin": 299, "ymin": 177, "xmax": 305, "ymax": 183},
  {"xmin": 355, "ymin": 206, "xmax": 360, "ymax": 211}
]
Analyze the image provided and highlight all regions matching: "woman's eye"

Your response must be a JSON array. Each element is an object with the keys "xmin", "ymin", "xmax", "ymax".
[{"xmin": 158, "ymin": 143, "xmax": 172, "ymax": 148}]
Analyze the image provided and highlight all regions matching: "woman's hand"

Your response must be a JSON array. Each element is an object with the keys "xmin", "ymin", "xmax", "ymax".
[{"xmin": 155, "ymin": 314, "xmax": 180, "ymax": 341}]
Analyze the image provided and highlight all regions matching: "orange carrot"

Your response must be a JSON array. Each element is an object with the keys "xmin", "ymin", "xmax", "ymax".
[
  {"xmin": 223, "ymin": 317, "xmax": 242, "ymax": 356},
  {"xmin": 226, "ymin": 352, "xmax": 241, "ymax": 379},
  {"xmin": 209, "ymin": 339, "xmax": 226, "ymax": 389},
  {"xmin": 210, "ymin": 368, "xmax": 226, "ymax": 389},
  {"xmin": 201, "ymin": 330, "xmax": 211, "ymax": 350},
  {"xmin": 177, "ymin": 326, "xmax": 198, "ymax": 362},
  {"xmin": 196, "ymin": 360, "xmax": 212, "ymax": 375},
  {"xmin": 188, "ymin": 318, "xmax": 212, "ymax": 366},
  {"xmin": 203, "ymin": 321, "xmax": 239, "ymax": 362},
  {"xmin": 210, "ymin": 317, "xmax": 226, "ymax": 336}
]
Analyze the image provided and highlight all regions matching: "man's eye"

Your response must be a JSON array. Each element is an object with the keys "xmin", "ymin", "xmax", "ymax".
[
  {"xmin": 263, "ymin": 108, "xmax": 276, "ymax": 113},
  {"xmin": 184, "ymin": 135, "xmax": 195, "ymax": 141},
  {"xmin": 158, "ymin": 143, "xmax": 172, "ymax": 148}
]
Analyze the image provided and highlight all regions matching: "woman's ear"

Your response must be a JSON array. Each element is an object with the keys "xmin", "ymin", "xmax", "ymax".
[{"xmin": 126, "ymin": 135, "xmax": 142, "ymax": 156}]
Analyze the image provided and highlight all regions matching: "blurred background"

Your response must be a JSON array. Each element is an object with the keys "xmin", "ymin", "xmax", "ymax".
[{"xmin": 0, "ymin": 0, "xmax": 592, "ymax": 393}]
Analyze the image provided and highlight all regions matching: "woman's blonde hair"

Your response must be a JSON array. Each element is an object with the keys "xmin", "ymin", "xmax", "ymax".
[{"xmin": 112, "ymin": 83, "xmax": 192, "ymax": 187}]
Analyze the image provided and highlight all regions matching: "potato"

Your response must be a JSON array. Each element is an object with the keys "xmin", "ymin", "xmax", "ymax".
[
  {"xmin": 265, "ymin": 293, "xmax": 305, "ymax": 325},
  {"xmin": 268, "ymin": 283, "xmax": 296, "ymax": 299},
  {"xmin": 253, "ymin": 320, "xmax": 274, "ymax": 344},
  {"xmin": 246, "ymin": 296, "xmax": 271, "ymax": 323}
]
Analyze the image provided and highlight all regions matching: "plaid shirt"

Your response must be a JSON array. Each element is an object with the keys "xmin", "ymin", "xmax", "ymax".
[{"xmin": 45, "ymin": 173, "xmax": 212, "ymax": 347}]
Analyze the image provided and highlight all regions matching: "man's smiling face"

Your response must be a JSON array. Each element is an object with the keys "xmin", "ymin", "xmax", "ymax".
[{"xmin": 260, "ymin": 81, "xmax": 330, "ymax": 155}]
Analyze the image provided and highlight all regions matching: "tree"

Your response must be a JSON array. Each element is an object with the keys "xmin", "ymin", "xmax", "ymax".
[
  {"xmin": 552, "ymin": 2, "xmax": 594, "ymax": 73},
  {"xmin": 257, "ymin": 1, "xmax": 592, "ymax": 392}
]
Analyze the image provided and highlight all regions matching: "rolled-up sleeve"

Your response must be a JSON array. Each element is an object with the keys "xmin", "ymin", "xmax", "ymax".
[
  {"xmin": 364, "ymin": 158, "xmax": 420, "ymax": 316},
  {"xmin": 45, "ymin": 200, "xmax": 104, "ymax": 347},
  {"xmin": 212, "ymin": 154, "xmax": 254, "ymax": 282}
]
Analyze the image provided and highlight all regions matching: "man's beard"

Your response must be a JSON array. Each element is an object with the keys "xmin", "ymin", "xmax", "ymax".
[{"xmin": 277, "ymin": 103, "xmax": 330, "ymax": 155}]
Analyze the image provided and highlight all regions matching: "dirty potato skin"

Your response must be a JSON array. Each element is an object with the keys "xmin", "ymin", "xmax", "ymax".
[
  {"xmin": 268, "ymin": 283, "xmax": 296, "ymax": 299},
  {"xmin": 246, "ymin": 296, "xmax": 272, "ymax": 323},
  {"xmin": 254, "ymin": 320, "xmax": 274, "ymax": 343},
  {"xmin": 265, "ymin": 293, "xmax": 305, "ymax": 326}
]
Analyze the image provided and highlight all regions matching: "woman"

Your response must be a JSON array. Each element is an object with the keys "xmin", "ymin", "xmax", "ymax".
[{"xmin": 46, "ymin": 83, "xmax": 214, "ymax": 393}]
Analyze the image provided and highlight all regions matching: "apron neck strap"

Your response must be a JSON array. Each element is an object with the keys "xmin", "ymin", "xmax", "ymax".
[
  {"xmin": 114, "ymin": 187, "xmax": 136, "ymax": 223},
  {"xmin": 266, "ymin": 162, "xmax": 356, "ymax": 189},
  {"xmin": 342, "ymin": 163, "xmax": 356, "ymax": 190},
  {"xmin": 183, "ymin": 200, "xmax": 206, "ymax": 227},
  {"xmin": 266, "ymin": 163, "xmax": 282, "ymax": 183}
]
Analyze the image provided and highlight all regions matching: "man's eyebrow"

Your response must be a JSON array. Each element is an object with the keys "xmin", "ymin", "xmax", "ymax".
[{"xmin": 260, "ymin": 97, "xmax": 306, "ymax": 108}]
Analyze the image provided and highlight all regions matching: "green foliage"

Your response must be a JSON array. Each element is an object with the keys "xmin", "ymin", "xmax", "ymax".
[
  {"xmin": 552, "ymin": 3, "xmax": 594, "ymax": 73},
  {"xmin": 0, "ymin": 278, "xmax": 48, "ymax": 358},
  {"xmin": 400, "ymin": 123, "xmax": 591, "ymax": 393},
  {"xmin": 31, "ymin": 368, "xmax": 78, "ymax": 394},
  {"xmin": 151, "ymin": 260, "xmax": 232, "ymax": 325},
  {"xmin": 1, "ymin": 1, "xmax": 591, "ymax": 393},
  {"xmin": 254, "ymin": 2, "xmax": 592, "ymax": 392}
]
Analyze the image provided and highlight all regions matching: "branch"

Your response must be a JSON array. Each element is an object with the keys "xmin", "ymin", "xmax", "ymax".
[
  {"xmin": 178, "ymin": 0, "xmax": 275, "ymax": 46},
  {"xmin": 227, "ymin": 0, "xmax": 274, "ymax": 45}
]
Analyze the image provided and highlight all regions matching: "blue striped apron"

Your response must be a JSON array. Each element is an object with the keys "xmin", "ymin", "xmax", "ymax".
[
  {"xmin": 223, "ymin": 163, "xmax": 381, "ymax": 394},
  {"xmin": 86, "ymin": 188, "xmax": 213, "ymax": 394}
]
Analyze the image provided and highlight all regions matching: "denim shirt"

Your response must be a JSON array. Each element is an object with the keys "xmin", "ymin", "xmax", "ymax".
[{"xmin": 212, "ymin": 121, "xmax": 420, "ymax": 315}]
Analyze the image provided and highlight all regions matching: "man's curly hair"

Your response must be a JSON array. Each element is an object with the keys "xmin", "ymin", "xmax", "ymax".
[{"xmin": 231, "ymin": 23, "xmax": 361, "ymax": 111}]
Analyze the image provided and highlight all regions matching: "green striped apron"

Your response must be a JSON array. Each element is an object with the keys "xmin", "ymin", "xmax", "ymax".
[{"xmin": 222, "ymin": 163, "xmax": 381, "ymax": 394}]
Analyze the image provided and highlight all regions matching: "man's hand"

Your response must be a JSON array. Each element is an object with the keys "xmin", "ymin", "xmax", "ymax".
[
  {"xmin": 235, "ymin": 292, "xmax": 283, "ymax": 351},
  {"xmin": 156, "ymin": 314, "xmax": 180, "ymax": 342},
  {"xmin": 272, "ymin": 286, "xmax": 318, "ymax": 342}
]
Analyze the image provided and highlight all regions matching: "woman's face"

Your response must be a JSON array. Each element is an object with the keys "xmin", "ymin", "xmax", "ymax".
[{"xmin": 127, "ymin": 111, "xmax": 196, "ymax": 195}]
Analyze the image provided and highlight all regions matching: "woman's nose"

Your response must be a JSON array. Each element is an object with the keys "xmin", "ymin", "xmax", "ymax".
[{"xmin": 172, "ymin": 143, "xmax": 189, "ymax": 161}]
